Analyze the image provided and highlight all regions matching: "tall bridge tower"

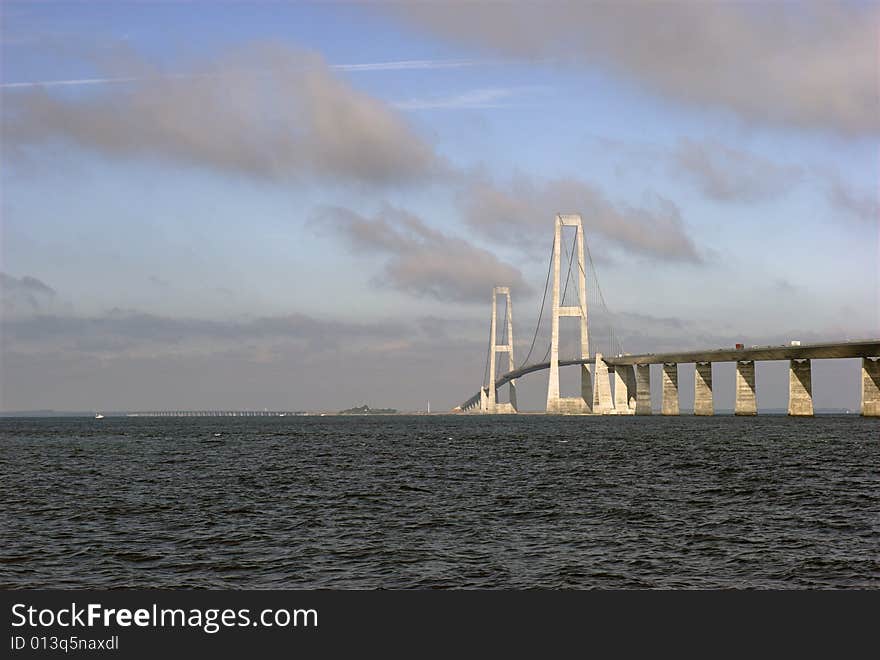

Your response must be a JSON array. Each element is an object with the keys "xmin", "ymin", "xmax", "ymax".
[
  {"xmin": 546, "ymin": 214, "xmax": 593, "ymax": 414},
  {"xmin": 483, "ymin": 286, "xmax": 517, "ymax": 413}
]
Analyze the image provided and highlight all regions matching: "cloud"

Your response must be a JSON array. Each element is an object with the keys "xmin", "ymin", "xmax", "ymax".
[
  {"xmin": 0, "ymin": 307, "xmax": 496, "ymax": 410},
  {"xmin": 827, "ymin": 178, "xmax": 878, "ymax": 224},
  {"xmin": 392, "ymin": 1, "xmax": 879, "ymax": 136},
  {"xmin": 0, "ymin": 272, "xmax": 57, "ymax": 316},
  {"xmin": 1, "ymin": 44, "xmax": 444, "ymax": 185},
  {"xmin": 314, "ymin": 204, "xmax": 530, "ymax": 302},
  {"xmin": 673, "ymin": 141, "xmax": 878, "ymax": 227},
  {"xmin": 461, "ymin": 174, "xmax": 701, "ymax": 262},
  {"xmin": 672, "ymin": 138, "xmax": 803, "ymax": 203},
  {"xmin": 1, "ymin": 309, "xmax": 405, "ymax": 357}
]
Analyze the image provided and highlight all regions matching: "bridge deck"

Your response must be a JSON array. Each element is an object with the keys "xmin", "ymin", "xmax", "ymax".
[
  {"xmin": 603, "ymin": 339, "xmax": 880, "ymax": 366},
  {"xmin": 458, "ymin": 339, "xmax": 880, "ymax": 410}
]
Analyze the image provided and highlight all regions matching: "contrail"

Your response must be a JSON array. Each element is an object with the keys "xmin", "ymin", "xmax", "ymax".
[
  {"xmin": 0, "ymin": 59, "xmax": 480, "ymax": 90},
  {"xmin": 332, "ymin": 59, "xmax": 478, "ymax": 72},
  {"xmin": 1, "ymin": 76, "xmax": 141, "ymax": 89}
]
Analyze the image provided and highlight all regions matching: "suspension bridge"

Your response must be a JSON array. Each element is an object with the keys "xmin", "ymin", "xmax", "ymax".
[{"xmin": 456, "ymin": 214, "xmax": 880, "ymax": 416}]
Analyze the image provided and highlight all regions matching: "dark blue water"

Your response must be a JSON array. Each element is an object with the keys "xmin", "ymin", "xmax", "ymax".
[{"xmin": 1, "ymin": 415, "xmax": 877, "ymax": 589}]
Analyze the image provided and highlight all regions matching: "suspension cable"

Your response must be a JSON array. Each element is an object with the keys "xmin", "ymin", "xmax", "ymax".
[
  {"xmin": 499, "ymin": 296, "xmax": 508, "ymax": 382},
  {"xmin": 578, "ymin": 235, "xmax": 625, "ymax": 356},
  {"xmin": 540, "ymin": 229, "xmax": 577, "ymax": 363},
  {"xmin": 518, "ymin": 234, "xmax": 555, "ymax": 368},
  {"xmin": 481, "ymin": 314, "xmax": 492, "ymax": 388}
]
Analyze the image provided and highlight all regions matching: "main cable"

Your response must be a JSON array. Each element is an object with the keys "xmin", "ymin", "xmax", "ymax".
[
  {"xmin": 540, "ymin": 230, "xmax": 577, "ymax": 363},
  {"xmin": 518, "ymin": 233, "xmax": 555, "ymax": 368},
  {"xmin": 481, "ymin": 314, "xmax": 492, "ymax": 389},
  {"xmin": 578, "ymin": 234, "xmax": 625, "ymax": 356}
]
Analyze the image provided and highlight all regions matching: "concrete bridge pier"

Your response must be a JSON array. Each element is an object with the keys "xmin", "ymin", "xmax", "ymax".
[
  {"xmin": 662, "ymin": 363, "xmax": 679, "ymax": 415},
  {"xmin": 862, "ymin": 357, "xmax": 880, "ymax": 417},
  {"xmin": 613, "ymin": 364, "xmax": 636, "ymax": 414},
  {"xmin": 593, "ymin": 353, "xmax": 615, "ymax": 414},
  {"xmin": 626, "ymin": 366, "xmax": 637, "ymax": 412},
  {"xmin": 479, "ymin": 386, "xmax": 489, "ymax": 413},
  {"xmin": 788, "ymin": 359, "xmax": 813, "ymax": 416},
  {"xmin": 735, "ymin": 360, "xmax": 757, "ymax": 415},
  {"xmin": 581, "ymin": 364, "xmax": 594, "ymax": 414},
  {"xmin": 694, "ymin": 362, "xmax": 713, "ymax": 416},
  {"xmin": 635, "ymin": 364, "xmax": 651, "ymax": 415}
]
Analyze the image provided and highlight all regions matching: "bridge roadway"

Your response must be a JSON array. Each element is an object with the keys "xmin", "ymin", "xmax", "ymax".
[{"xmin": 459, "ymin": 339, "xmax": 880, "ymax": 410}]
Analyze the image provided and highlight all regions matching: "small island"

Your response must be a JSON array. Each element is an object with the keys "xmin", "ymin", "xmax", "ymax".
[{"xmin": 338, "ymin": 404, "xmax": 398, "ymax": 415}]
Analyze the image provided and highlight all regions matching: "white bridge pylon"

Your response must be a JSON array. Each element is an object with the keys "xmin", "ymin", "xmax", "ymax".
[
  {"xmin": 546, "ymin": 214, "xmax": 593, "ymax": 413},
  {"xmin": 480, "ymin": 286, "xmax": 517, "ymax": 413}
]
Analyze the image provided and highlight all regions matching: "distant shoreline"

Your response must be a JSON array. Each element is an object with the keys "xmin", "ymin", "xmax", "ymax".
[{"xmin": 0, "ymin": 409, "xmax": 861, "ymax": 417}]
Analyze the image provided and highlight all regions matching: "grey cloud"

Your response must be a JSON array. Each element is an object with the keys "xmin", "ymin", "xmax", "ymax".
[
  {"xmin": 393, "ymin": 1, "xmax": 879, "ymax": 136},
  {"xmin": 315, "ymin": 204, "xmax": 530, "ymax": 302},
  {"xmin": 591, "ymin": 310, "xmax": 873, "ymax": 358},
  {"xmin": 461, "ymin": 175, "xmax": 701, "ymax": 262},
  {"xmin": 598, "ymin": 136, "xmax": 875, "ymax": 225},
  {"xmin": 2, "ymin": 44, "xmax": 443, "ymax": 185},
  {"xmin": 1, "ymin": 331, "xmax": 488, "ymax": 412},
  {"xmin": 672, "ymin": 138, "xmax": 803, "ymax": 203},
  {"xmin": 0, "ymin": 272, "xmax": 56, "ymax": 315},
  {"xmin": 0, "ymin": 308, "xmax": 493, "ymax": 411},
  {"xmin": 774, "ymin": 278, "xmax": 797, "ymax": 295},
  {"xmin": 0, "ymin": 309, "xmax": 427, "ymax": 364},
  {"xmin": 1, "ymin": 273, "xmax": 56, "ymax": 296},
  {"xmin": 828, "ymin": 178, "xmax": 878, "ymax": 224},
  {"xmin": 416, "ymin": 315, "xmax": 485, "ymax": 341}
]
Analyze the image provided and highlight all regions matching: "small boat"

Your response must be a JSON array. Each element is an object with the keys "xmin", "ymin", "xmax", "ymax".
[{"xmin": 95, "ymin": 412, "xmax": 105, "ymax": 419}]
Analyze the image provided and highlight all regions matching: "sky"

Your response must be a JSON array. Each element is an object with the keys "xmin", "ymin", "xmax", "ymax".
[{"xmin": 1, "ymin": 0, "xmax": 878, "ymax": 412}]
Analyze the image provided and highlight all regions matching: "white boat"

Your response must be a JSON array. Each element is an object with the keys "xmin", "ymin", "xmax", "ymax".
[{"xmin": 95, "ymin": 413, "xmax": 105, "ymax": 419}]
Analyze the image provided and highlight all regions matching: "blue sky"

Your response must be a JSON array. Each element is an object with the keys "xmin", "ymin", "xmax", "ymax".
[{"xmin": 1, "ymin": 1, "xmax": 877, "ymax": 412}]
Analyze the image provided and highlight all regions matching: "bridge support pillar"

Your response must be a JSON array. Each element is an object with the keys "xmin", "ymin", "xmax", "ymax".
[
  {"xmin": 612, "ymin": 364, "xmax": 635, "ymax": 414},
  {"xmin": 635, "ymin": 364, "xmax": 651, "ymax": 415},
  {"xmin": 479, "ymin": 386, "xmax": 488, "ymax": 413},
  {"xmin": 546, "ymin": 214, "xmax": 591, "ymax": 414},
  {"xmin": 625, "ymin": 365, "xmax": 637, "ymax": 412},
  {"xmin": 662, "ymin": 363, "xmax": 679, "ymax": 415},
  {"xmin": 861, "ymin": 357, "xmax": 880, "ymax": 417},
  {"xmin": 735, "ymin": 360, "xmax": 757, "ymax": 415},
  {"xmin": 694, "ymin": 362, "xmax": 713, "ymax": 416},
  {"xmin": 788, "ymin": 359, "xmax": 813, "ymax": 416},
  {"xmin": 593, "ymin": 353, "xmax": 615, "ymax": 414}
]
